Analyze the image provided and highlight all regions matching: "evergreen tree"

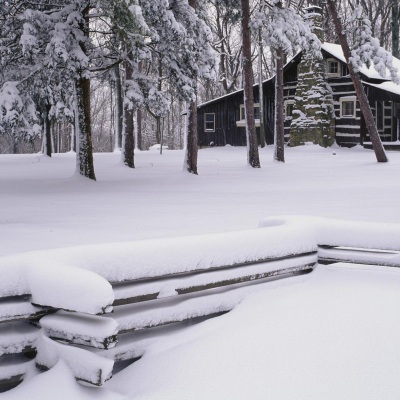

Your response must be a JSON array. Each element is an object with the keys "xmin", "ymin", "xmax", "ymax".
[{"xmin": 0, "ymin": 0, "xmax": 217, "ymax": 178}]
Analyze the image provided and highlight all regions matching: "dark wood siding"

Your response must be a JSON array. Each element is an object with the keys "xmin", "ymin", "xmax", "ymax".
[
  {"xmin": 198, "ymin": 48, "xmax": 398, "ymax": 148},
  {"xmin": 198, "ymin": 78, "xmax": 275, "ymax": 147}
]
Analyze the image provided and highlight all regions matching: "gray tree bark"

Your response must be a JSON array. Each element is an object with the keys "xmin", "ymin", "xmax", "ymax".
[
  {"xmin": 274, "ymin": 47, "xmax": 285, "ymax": 162},
  {"xmin": 123, "ymin": 60, "xmax": 135, "ymax": 168},
  {"xmin": 44, "ymin": 103, "xmax": 52, "ymax": 157},
  {"xmin": 392, "ymin": 0, "xmax": 400, "ymax": 58},
  {"xmin": 114, "ymin": 64, "xmax": 123, "ymax": 150},
  {"xmin": 76, "ymin": 4, "xmax": 96, "ymax": 179},
  {"xmin": 185, "ymin": 0, "xmax": 199, "ymax": 174},
  {"xmin": 327, "ymin": 0, "xmax": 388, "ymax": 163},
  {"xmin": 241, "ymin": 0, "xmax": 260, "ymax": 168}
]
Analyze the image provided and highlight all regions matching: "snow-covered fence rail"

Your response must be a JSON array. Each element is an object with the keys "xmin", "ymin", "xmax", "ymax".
[
  {"xmin": 2, "ymin": 216, "xmax": 400, "ymax": 391},
  {"xmin": 0, "ymin": 223, "xmax": 317, "ymax": 390},
  {"xmin": 260, "ymin": 216, "xmax": 400, "ymax": 268}
]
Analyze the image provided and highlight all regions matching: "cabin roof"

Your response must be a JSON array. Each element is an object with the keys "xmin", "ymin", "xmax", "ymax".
[
  {"xmin": 198, "ymin": 42, "xmax": 400, "ymax": 108},
  {"xmin": 362, "ymin": 81, "xmax": 400, "ymax": 102},
  {"xmin": 198, "ymin": 75, "xmax": 275, "ymax": 109},
  {"xmin": 322, "ymin": 42, "xmax": 400, "ymax": 81}
]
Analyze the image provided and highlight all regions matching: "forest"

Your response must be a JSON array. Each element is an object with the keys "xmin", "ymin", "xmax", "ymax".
[{"xmin": 0, "ymin": 0, "xmax": 399, "ymax": 177}]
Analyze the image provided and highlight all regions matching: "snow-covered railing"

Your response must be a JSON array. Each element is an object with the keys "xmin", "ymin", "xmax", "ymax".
[
  {"xmin": 2, "ymin": 216, "xmax": 400, "ymax": 390},
  {"xmin": 259, "ymin": 216, "xmax": 400, "ymax": 268},
  {"xmin": 0, "ymin": 222, "xmax": 317, "ymax": 390}
]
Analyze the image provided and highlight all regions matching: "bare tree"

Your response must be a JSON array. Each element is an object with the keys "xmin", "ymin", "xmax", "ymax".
[
  {"xmin": 241, "ymin": 0, "xmax": 260, "ymax": 168},
  {"xmin": 185, "ymin": 0, "xmax": 199, "ymax": 174},
  {"xmin": 393, "ymin": 0, "xmax": 400, "ymax": 58},
  {"xmin": 327, "ymin": 0, "xmax": 387, "ymax": 163}
]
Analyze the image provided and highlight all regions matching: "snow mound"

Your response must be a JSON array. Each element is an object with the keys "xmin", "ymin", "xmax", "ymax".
[
  {"xmin": 35, "ymin": 334, "xmax": 114, "ymax": 386},
  {"xmin": 26, "ymin": 264, "xmax": 114, "ymax": 315}
]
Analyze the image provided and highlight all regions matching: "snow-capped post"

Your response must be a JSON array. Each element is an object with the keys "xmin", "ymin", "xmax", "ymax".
[
  {"xmin": 326, "ymin": 0, "xmax": 388, "ymax": 163},
  {"xmin": 241, "ymin": 0, "xmax": 261, "ymax": 168}
]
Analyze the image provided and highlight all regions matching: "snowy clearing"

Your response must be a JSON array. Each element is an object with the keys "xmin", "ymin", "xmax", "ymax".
[{"xmin": 1, "ymin": 145, "xmax": 400, "ymax": 399}]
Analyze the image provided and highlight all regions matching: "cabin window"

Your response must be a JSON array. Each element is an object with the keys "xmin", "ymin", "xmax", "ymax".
[
  {"xmin": 340, "ymin": 96, "xmax": 357, "ymax": 118},
  {"xmin": 237, "ymin": 104, "xmax": 260, "ymax": 127},
  {"xmin": 327, "ymin": 58, "xmax": 341, "ymax": 77},
  {"xmin": 239, "ymin": 104, "xmax": 260, "ymax": 120},
  {"xmin": 284, "ymin": 100, "xmax": 295, "ymax": 119},
  {"xmin": 204, "ymin": 113, "xmax": 215, "ymax": 132}
]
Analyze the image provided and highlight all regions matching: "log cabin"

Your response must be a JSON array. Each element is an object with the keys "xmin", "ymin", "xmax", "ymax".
[{"xmin": 197, "ymin": 7, "xmax": 400, "ymax": 149}]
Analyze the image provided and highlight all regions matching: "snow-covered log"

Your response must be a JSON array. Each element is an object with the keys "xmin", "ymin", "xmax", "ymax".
[
  {"xmin": 40, "ymin": 311, "xmax": 118, "ymax": 350},
  {"xmin": 35, "ymin": 334, "xmax": 114, "ymax": 386}
]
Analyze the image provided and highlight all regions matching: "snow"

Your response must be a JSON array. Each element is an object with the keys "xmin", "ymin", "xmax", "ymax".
[
  {"xmin": 322, "ymin": 42, "xmax": 400, "ymax": 80},
  {"xmin": 363, "ymin": 80, "xmax": 400, "ymax": 97},
  {"xmin": 2, "ymin": 360, "xmax": 124, "ymax": 400},
  {"xmin": 260, "ymin": 215, "xmax": 400, "ymax": 251},
  {"xmin": 0, "ymin": 220, "xmax": 316, "ymax": 295},
  {"xmin": 104, "ymin": 264, "xmax": 400, "ymax": 400},
  {"xmin": 112, "ymin": 253, "xmax": 316, "ymax": 303},
  {"xmin": 0, "ymin": 299, "xmax": 40, "ymax": 323},
  {"xmin": 35, "ymin": 333, "xmax": 114, "ymax": 385},
  {"xmin": 40, "ymin": 310, "xmax": 118, "ymax": 349},
  {"xmin": 108, "ymin": 270, "xmax": 312, "ymax": 333},
  {"xmin": 26, "ymin": 264, "xmax": 114, "ymax": 314},
  {"xmin": 0, "ymin": 322, "xmax": 38, "ymax": 355},
  {"xmin": 1, "ymin": 146, "xmax": 400, "ymax": 398}
]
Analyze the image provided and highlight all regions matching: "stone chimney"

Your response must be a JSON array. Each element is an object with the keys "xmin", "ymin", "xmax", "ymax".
[
  {"xmin": 304, "ymin": 5, "xmax": 324, "ymax": 43},
  {"xmin": 289, "ymin": 6, "xmax": 336, "ymax": 148}
]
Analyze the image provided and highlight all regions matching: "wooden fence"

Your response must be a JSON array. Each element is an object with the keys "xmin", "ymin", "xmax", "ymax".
[{"xmin": 1, "ymin": 218, "xmax": 399, "ymax": 391}]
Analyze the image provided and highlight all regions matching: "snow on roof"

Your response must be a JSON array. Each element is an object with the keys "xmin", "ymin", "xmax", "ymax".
[
  {"xmin": 199, "ymin": 43, "xmax": 400, "ymax": 108},
  {"xmin": 363, "ymin": 80, "xmax": 400, "ymax": 97},
  {"xmin": 198, "ymin": 74, "xmax": 275, "ymax": 108},
  {"xmin": 322, "ymin": 42, "xmax": 400, "ymax": 81}
]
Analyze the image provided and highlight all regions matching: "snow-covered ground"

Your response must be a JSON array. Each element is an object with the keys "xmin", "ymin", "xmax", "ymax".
[
  {"xmin": 1, "ymin": 144, "xmax": 400, "ymax": 257},
  {"xmin": 2, "ymin": 144, "xmax": 400, "ymax": 399}
]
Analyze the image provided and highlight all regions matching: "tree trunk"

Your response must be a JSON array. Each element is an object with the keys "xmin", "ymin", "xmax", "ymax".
[
  {"xmin": 114, "ymin": 64, "xmax": 123, "ymax": 150},
  {"xmin": 137, "ymin": 109, "xmax": 142, "ymax": 150},
  {"xmin": 241, "ymin": 0, "xmax": 260, "ymax": 168},
  {"xmin": 75, "ymin": 76, "xmax": 96, "ymax": 179},
  {"xmin": 136, "ymin": 61, "xmax": 143, "ymax": 151},
  {"xmin": 123, "ymin": 61, "xmax": 135, "ymax": 168},
  {"xmin": 258, "ymin": 28, "xmax": 265, "ymax": 148},
  {"xmin": 185, "ymin": 0, "xmax": 199, "ymax": 174},
  {"xmin": 185, "ymin": 100, "xmax": 198, "ymax": 174},
  {"xmin": 44, "ymin": 103, "xmax": 52, "ymax": 157},
  {"xmin": 75, "ymin": 5, "xmax": 96, "ymax": 180},
  {"xmin": 392, "ymin": 0, "xmax": 400, "ymax": 59},
  {"xmin": 327, "ymin": 0, "xmax": 388, "ymax": 163},
  {"xmin": 274, "ymin": 47, "xmax": 285, "ymax": 162}
]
